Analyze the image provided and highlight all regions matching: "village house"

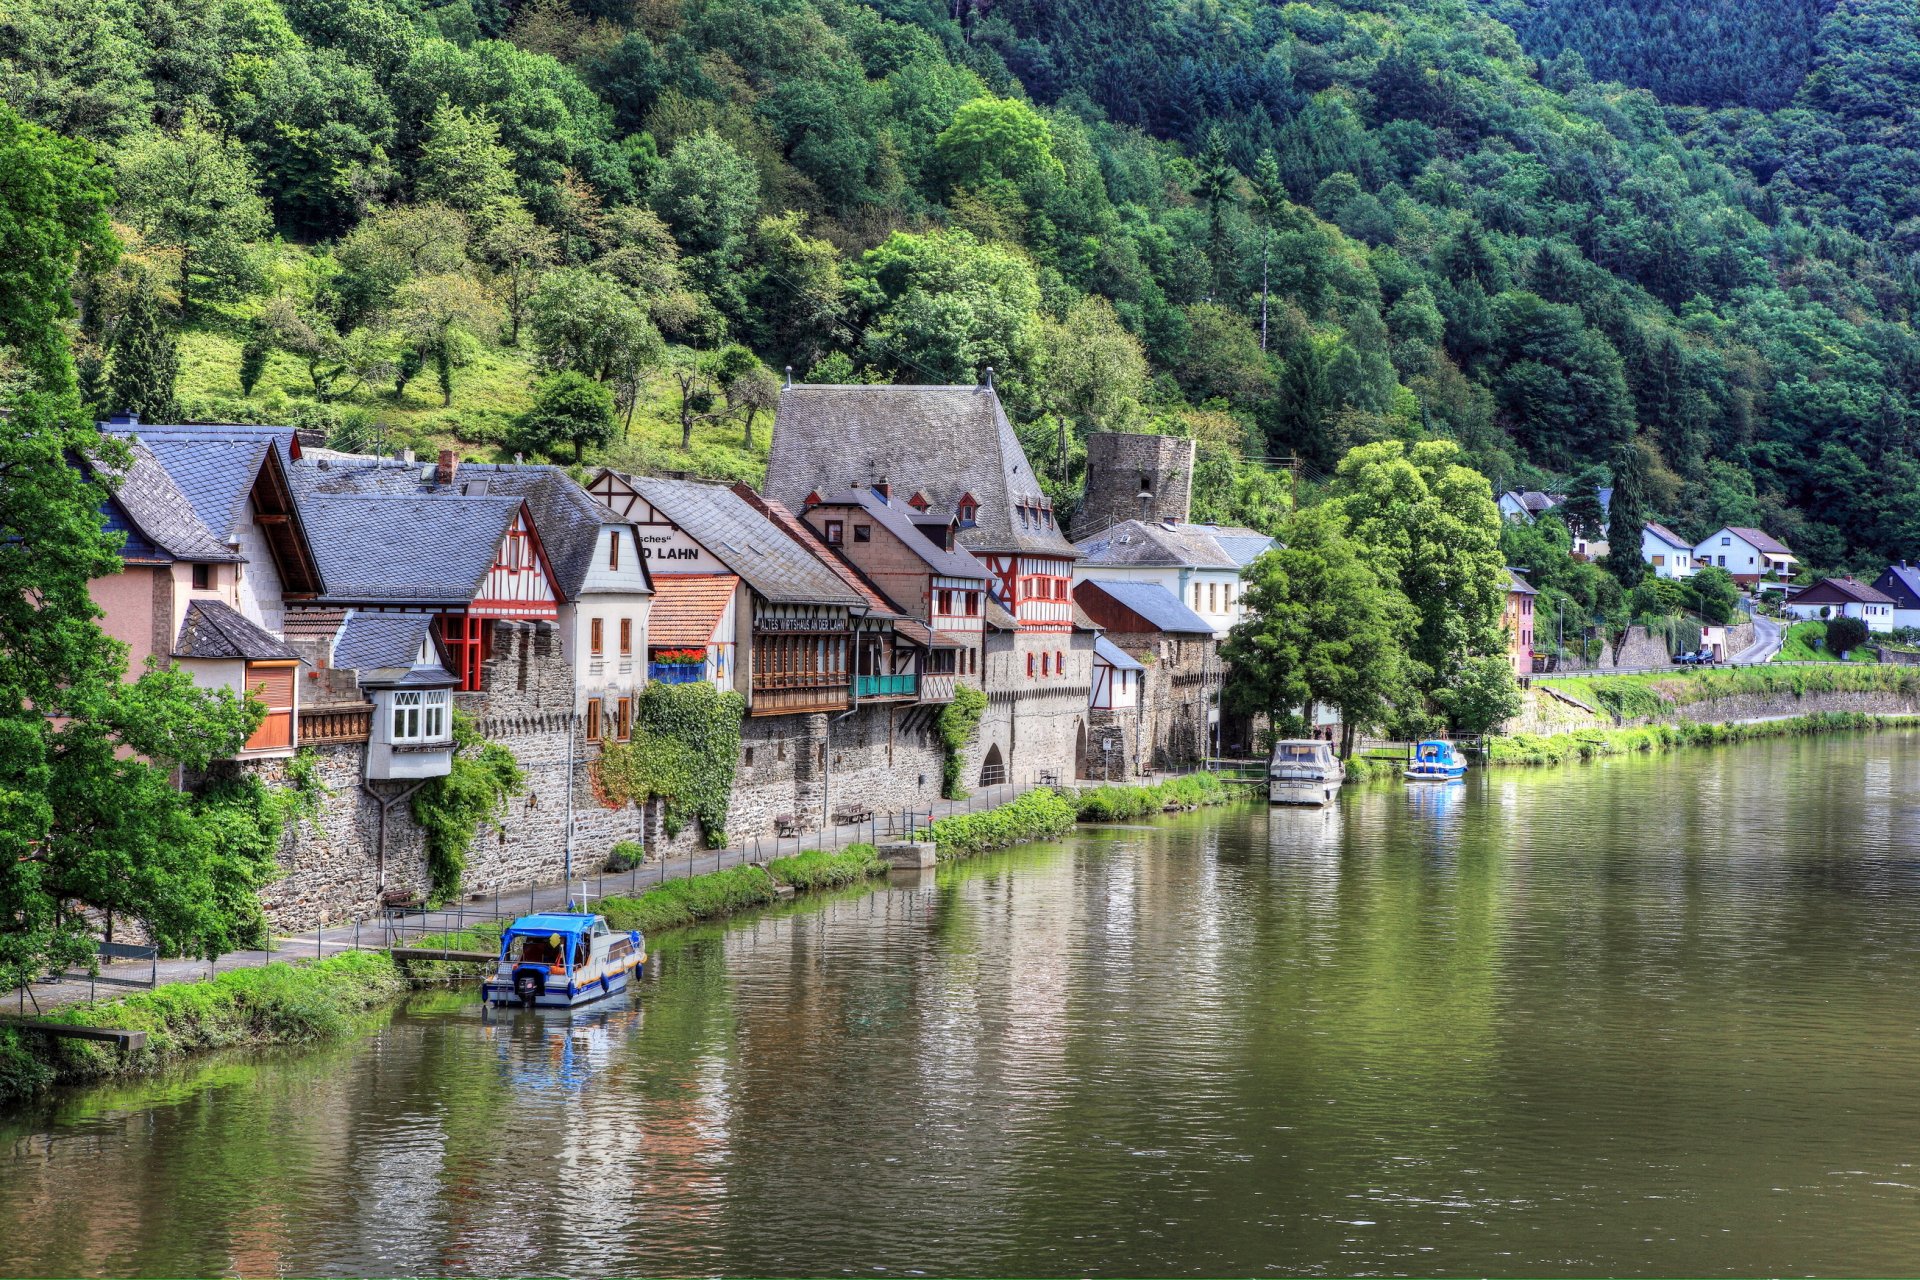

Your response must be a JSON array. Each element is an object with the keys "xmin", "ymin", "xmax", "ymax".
[
  {"xmin": 588, "ymin": 471, "xmax": 950, "ymax": 838},
  {"xmin": 1072, "ymin": 517, "xmax": 1273, "ymax": 640},
  {"xmin": 92, "ymin": 422, "xmax": 324, "ymax": 757},
  {"xmin": 1694, "ymin": 526, "xmax": 1797, "ymax": 588},
  {"xmin": 1872, "ymin": 563, "xmax": 1920, "ymax": 631},
  {"xmin": 1504, "ymin": 569, "xmax": 1538, "ymax": 680},
  {"xmin": 1498, "ymin": 486, "xmax": 1612, "ymax": 559},
  {"xmin": 1640, "ymin": 522, "xmax": 1696, "ymax": 579},
  {"xmin": 1073, "ymin": 577, "xmax": 1220, "ymax": 770},
  {"xmin": 765, "ymin": 382, "xmax": 1094, "ymax": 788},
  {"xmin": 1781, "ymin": 577, "xmax": 1896, "ymax": 634}
]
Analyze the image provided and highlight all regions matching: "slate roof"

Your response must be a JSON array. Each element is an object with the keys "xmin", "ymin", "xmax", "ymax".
[
  {"xmin": 1078, "ymin": 578, "xmax": 1213, "ymax": 634},
  {"xmin": 174, "ymin": 600, "xmax": 299, "ymax": 661},
  {"xmin": 1094, "ymin": 634, "xmax": 1144, "ymax": 671},
  {"xmin": 300, "ymin": 493, "xmax": 525, "ymax": 605},
  {"xmin": 331, "ymin": 612, "xmax": 457, "ymax": 687},
  {"xmin": 1076, "ymin": 518, "xmax": 1243, "ymax": 569},
  {"xmin": 734, "ymin": 485, "xmax": 905, "ymax": 618},
  {"xmin": 767, "ymin": 385, "xmax": 1077, "ymax": 557},
  {"xmin": 1507, "ymin": 569, "xmax": 1537, "ymax": 596},
  {"xmin": 1643, "ymin": 521, "xmax": 1691, "ymax": 550},
  {"xmin": 621, "ymin": 476, "xmax": 865, "ymax": 607},
  {"xmin": 646, "ymin": 574, "xmax": 738, "ymax": 648},
  {"xmin": 1875, "ymin": 564, "xmax": 1920, "ymax": 609},
  {"xmin": 1719, "ymin": 526, "xmax": 1794, "ymax": 556},
  {"xmin": 807, "ymin": 487, "xmax": 990, "ymax": 580},
  {"xmin": 107, "ymin": 432, "xmax": 269, "ymax": 543},
  {"xmin": 985, "ymin": 598, "xmax": 1020, "ymax": 631},
  {"xmin": 1790, "ymin": 577, "xmax": 1894, "ymax": 607},
  {"xmin": 97, "ymin": 438, "xmax": 241, "ymax": 563}
]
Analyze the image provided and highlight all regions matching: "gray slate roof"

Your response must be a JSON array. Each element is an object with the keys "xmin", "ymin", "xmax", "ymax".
[
  {"xmin": 174, "ymin": 600, "xmax": 299, "ymax": 661},
  {"xmin": 331, "ymin": 612, "xmax": 457, "ymax": 687},
  {"xmin": 99, "ymin": 438, "xmax": 241, "ymax": 563},
  {"xmin": 1094, "ymin": 634, "xmax": 1144, "ymax": 671},
  {"xmin": 767, "ymin": 385, "xmax": 1076, "ymax": 557},
  {"xmin": 810, "ymin": 488, "xmax": 988, "ymax": 580},
  {"xmin": 622, "ymin": 475, "xmax": 865, "ymax": 607},
  {"xmin": 1723, "ymin": 526, "xmax": 1794, "ymax": 556},
  {"xmin": 1507, "ymin": 569, "xmax": 1537, "ymax": 596},
  {"xmin": 1077, "ymin": 519, "xmax": 1252, "ymax": 569},
  {"xmin": 1081, "ymin": 577, "xmax": 1213, "ymax": 634},
  {"xmin": 1643, "ymin": 521, "xmax": 1691, "ymax": 550},
  {"xmin": 301, "ymin": 493, "xmax": 525, "ymax": 605},
  {"xmin": 105, "ymin": 427, "xmax": 281, "ymax": 543}
]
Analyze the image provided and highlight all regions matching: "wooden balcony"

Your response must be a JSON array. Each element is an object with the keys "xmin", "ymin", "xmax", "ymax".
[
  {"xmin": 298, "ymin": 702, "xmax": 374, "ymax": 745},
  {"xmin": 749, "ymin": 680, "xmax": 849, "ymax": 717},
  {"xmin": 856, "ymin": 673, "xmax": 918, "ymax": 700},
  {"xmin": 918, "ymin": 673, "xmax": 957, "ymax": 704}
]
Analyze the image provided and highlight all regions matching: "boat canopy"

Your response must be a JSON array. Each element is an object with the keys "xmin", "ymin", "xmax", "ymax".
[
  {"xmin": 503, "ymin": 912, "xmax": 601, "ymax": 938},
  {"xmin": 1271, "ymin": 740, "xmax": 1335, "ymax": 765},
  {"xmin": 1413, "ymin": 740, "xmax": 1459, "ymax": 761}
]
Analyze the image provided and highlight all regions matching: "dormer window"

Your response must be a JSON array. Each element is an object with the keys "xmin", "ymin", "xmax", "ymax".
[
  {"xmin": 957, "ymin": 495, "xmax": 978, "ymax": 527},
  {"xmin": 908, "ymin": 491, "xmax": 930, "ymax": 512},
  {"xmin": 390, "ymin": 689, "xmax": 451, "ymax": 744}
]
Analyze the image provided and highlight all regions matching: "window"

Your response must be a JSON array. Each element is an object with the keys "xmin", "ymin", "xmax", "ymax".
[
  {"xmin": 244, "ymin": 662, "xmax": 296, "ymax": 751},
  {"xmin": 1193, "ymin": 583, "xmax": 1202, "ymax": 609},
  {"xmin": 389, "ymin": 689, "xmax": 451, "ymax": 745},
  {"xmin": 1720, "ymin": 536, "xmax": 1730, "ymax": 546},
  {"xmin": 1027, "ymin": 653, "xmax": 1035, "ymax": 677},
  {"xmin": 191, "ymin": 563, "xmax": 213, "ymax": 590},
  {"xmin": 616, "ymin": 697, "xmax": 631, "ymax": 740},
  {"xmin": 610, "ymin": 532, "xmax": 621, "ymax": 570},
  {"xmin": 957, "ymin": 498, "xmax": 977, "ymax": 527},
  {"xmin": 619, "ymin": 618, "xmax": 632, "ymax": 655},
  {"xmin": 937, "ymin": 589, "xmax": 952, "ymax": 615},
  {"xmin": 822, "ymin": 520, "xmax": 844, "ymax": 545},
  {"xmin": 1041, "ymin": 651, "xmax": 1050, "ymax": 675},
  {"xmin": 854, "ymin": 525, "xmax": 871, "ymax": 543},
  {"xmin": 1056, "ymin": 649, "xmax": 1064, "ymax": 674},
  {"xmin": 965, "ymin": 592, "xmax": 978, "ymax": 616},
  {"xmin": 744, "ymin": 747, "xmax": 754, "ymax": 767},
  {"xmin": 590, "ymin": 618, "xmax": 604, "ymax": 655},
  {"xmin": 1208, "ymin": 583, "xmax": 1218, "ymax": 612},
  {"xmin": 586, "ymin": 700, "xmax": 602, "ymax": 742}
]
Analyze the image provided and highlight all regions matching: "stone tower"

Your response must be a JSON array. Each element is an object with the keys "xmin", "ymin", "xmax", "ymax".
[{"xmin": 1077, "ymin": 433, "xmax": 1196, "ymax": 537}]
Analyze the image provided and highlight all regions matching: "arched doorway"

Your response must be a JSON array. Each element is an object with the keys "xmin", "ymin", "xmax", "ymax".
[
  {"xmin": 980, "ymin": 743, "xmax": 1005, "ymax": 787},
  {"xmin": 1074, "ymin": 721, "xmax": 1088, "ymax": 779}
]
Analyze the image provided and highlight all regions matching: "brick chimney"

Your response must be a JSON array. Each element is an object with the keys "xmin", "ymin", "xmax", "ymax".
[
  {"xmin": 874, "ymin": 481, "xmax": 891, "ymax": 502},
  {"xmin": 437, "ymin": 449, "xmax": 457, "ymax": 487}
]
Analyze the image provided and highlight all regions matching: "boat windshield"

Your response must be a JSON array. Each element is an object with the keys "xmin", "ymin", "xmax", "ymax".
[{"xmin": 510, "ymin": 935, "xmax": 563, "ymax": 965}]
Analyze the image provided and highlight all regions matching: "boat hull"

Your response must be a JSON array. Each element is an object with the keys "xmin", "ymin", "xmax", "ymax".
[
  {"xmin": 1404, "ymin": 766, "xmax": 1467, "ymax": 782},
  {"xmin": 1270, "ymin": 777, "xmax": 1341, "ymax": 806},
  {"xmin": 483, "ymin": 959, "xmax": 645, "ymax": 1009}
]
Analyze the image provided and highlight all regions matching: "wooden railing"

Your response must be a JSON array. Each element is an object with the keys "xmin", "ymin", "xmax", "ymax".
[
  {"xmin": 918, "ymin": 673, "xmax": 957, "ymax": 703},
  {"xmin": 298, "ymin": 702, "xmax": 374, "ymax": 745}
]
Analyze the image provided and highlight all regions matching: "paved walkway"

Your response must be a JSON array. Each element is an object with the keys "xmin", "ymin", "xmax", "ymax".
[{"xmin": 10, "ymin": 779, "xmax": 1056, "ymax": 1014}]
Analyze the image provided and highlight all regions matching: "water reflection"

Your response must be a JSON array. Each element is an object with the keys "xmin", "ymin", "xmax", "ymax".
[{"xmin": 6, "ymin": 733, "xmax": 1920, "ymax": 1277}]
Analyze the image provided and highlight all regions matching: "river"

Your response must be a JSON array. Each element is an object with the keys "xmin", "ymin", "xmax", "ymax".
[{"xmin": 8, "ymin": 732, "xmax": 1920, "ymax": 1277}]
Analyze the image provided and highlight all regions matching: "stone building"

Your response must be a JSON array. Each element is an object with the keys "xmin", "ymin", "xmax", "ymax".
[
  {"xmin": 1076, "ymin": 432, "xmax": 1196, "ymax": 538},
  {"xmin": 1074, "ymin": 577, "xmax": 1222, "ymax": 772},
  {"xmin": 767, "ymin": 382, "xmax": 1094, "ymax": 787}
]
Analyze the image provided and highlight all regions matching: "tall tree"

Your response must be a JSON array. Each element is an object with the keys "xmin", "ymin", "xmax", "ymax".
[
  {"xmin": 1250, "ymin": 149, "xmax": 1285, "ymax": 352},
  {"xmin": 1603, "ymin": 439, "xmax": 1650, "ymax": 588},
  {"xmin": 1559, "ymin": 465, "xmax": 1610, "ymax": 544},
  {"xmin": 112, "ymin": 116, "xmax": 268, "ymax": 312},
  {"xmin": 1222, "ymin": 504, "xmax": 1414, "ymax": 754},
  {"xmin": 416, "ymin": 97, "xmax": 518, "ymax": 224},
  {"xmin": 106, "ymin": 272, "xmax": 179, "ymax": 422},
  {"xmin": 1192, "ymin": 124, "xmax": 1236, "ymax": 303}
]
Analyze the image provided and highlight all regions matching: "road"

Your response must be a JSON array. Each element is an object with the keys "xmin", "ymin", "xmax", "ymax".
[{"xmin": 1731, "ymin": 610, "xmax": 1782, "ymax": 665}]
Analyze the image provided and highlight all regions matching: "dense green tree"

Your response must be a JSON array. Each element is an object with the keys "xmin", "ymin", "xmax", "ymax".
[
  {"xmin": 1559, "ymin": 466, "xmax": 1610, "ymax": 543},
  {"xmin": 1603, "ymin": 439, "xmax": 1651, "ymax": 588},
  {"xmin": 1826, "ymin": 614, "xmax": 1869, "ymax": 658},
  {"xmin": 1433, "ymin": 655, "xmax": 1522, "ymax": 736},
  {"xmin": 114, "ymin": 118, "xmax": 269, "ymax": 312},
  {"xmin": 512, "ymin": 369, "xmax": 614, "ymax": 461},
  {"xmin": 931, "ymin": 95, "xmax": 1060, "ymax": 193},
  {"xmin": 853, "ymin": 228, "xmax": 1043, "ymax": 390},
  {"xmin": 417, "ymin": 98, "xmax": 518, "ymax": 222},
  {"xmin": 1223, "ymin": 504, "xmax": 1415, "ymax": 754},
  {"xmin": 1685, "ymin": 564, "xmax": 1740, "ymax": 625},
  {"xmin": 106, "ymin": 273, "xmax": 179, "ymax": 422},
  {"xmin": 647, "ymin": 129, "xmax": 760, "ymax": 287}
]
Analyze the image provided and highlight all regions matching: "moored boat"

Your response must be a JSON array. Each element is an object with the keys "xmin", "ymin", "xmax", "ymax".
[
  {"xmin": 483, "ymin": 912, "xmax": 645, "ymax": 1009},
  {"xmin": 1405, "ymin": 739, "xmax": 1468, "ymax": 782},
  {"xmin": 1269, "ymin": 738, "xmax": 1342, "ymax": 805}
]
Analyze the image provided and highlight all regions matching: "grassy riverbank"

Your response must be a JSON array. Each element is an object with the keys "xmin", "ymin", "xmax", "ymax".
[
  {"xmin": 1487, "ymin": 711, "xmax": 1920, "ymax": 766},
  {"xmin": 1070, "ymin": 773, "xmax": 1236, "ymax": 821},
  {"xmin": 1537, "ymin": 663, "xmax": 1920, "ymax": 721}
]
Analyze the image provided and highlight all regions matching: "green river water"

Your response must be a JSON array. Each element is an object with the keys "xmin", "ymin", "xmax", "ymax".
[{"xmin": 7, "ymin": 732, "xmax": 1920, "ymax": 1277}]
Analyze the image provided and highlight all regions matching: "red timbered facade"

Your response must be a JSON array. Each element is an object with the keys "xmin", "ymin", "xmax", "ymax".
[
  {"xmin": 436, "ymin": 506, "xmax": 561, "ymax": 690},
  {"xmin": 981, "ymin": 553, "xmax": 1076, "ymax": 631}
]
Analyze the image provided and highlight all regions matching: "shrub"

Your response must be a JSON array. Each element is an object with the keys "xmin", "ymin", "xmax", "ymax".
[
  {"xmin": 595, "ymin": 865, "xmax": 778, "ymax": 934},
  {"xmin": 935, "ymin": 684, "xmax": 987, "ymax": 798},
  {"xmin": 606, "ymin": 840, "xmax": 644, "ymax": 873},
  {"xmin": 1074, "ymin": 773, "xmax": 1231, "ymax": 820},
  {"xmin": 411, "ymin": 711, "xmax": 525, "ymax": 902},
  {"xmin": 767, "ymin": 845, "xmax": 884, "ymax": 890},
  {"xmin": 927, "ymin": 787, "xmax": 1076, "ymax": 859},
  {"xmin": 1827, "ymin": 615, "xmax": 1870, "ymax": 658}
]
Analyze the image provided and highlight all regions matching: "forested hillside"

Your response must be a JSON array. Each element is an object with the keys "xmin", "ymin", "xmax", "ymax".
[{"xmin": 8, "ymin": 0, "xmax": 1920, "ymax": 572}]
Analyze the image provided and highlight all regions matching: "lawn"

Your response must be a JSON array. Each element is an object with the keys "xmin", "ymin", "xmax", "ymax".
[{"xmin": 1776, "ymin": 619, "xmax": 1878, "ymax": 663}]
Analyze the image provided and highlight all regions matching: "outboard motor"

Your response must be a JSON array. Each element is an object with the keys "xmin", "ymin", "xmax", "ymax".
[{"xmin": 513, "ymin": 967, "xmax": 546, "ymax": 1008}]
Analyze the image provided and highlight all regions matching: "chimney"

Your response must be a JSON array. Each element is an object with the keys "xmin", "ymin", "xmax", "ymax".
[
  {"xmin": 983, "ymin": 366, "xmax": 995, "ymax": 390},
  {"xmin": 874, "ymin": 481, "xmax": 891, "ymax": 502},
  {"xmin": 785, "ymin": 365, "xmax": 793, "ymax": 388},
  {"xmin": 401, "ymin": 448, "xmax": 414, "ymax": 464},
  {"xmin": 437, "ymin": 449, "xmax": 457, "ymax": 487}
]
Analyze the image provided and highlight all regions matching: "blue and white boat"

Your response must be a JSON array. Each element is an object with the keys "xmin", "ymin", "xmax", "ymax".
[
  {"xmin": 1405, "ymin": 739, "xmax": 1468, "ymax": 782},
  {"xmin": 483, "ymin": 912, "xmax": 645, "ymax": 1009}
]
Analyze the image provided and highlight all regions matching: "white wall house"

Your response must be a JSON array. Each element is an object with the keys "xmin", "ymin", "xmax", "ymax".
[
  {"xmin": 1641, "ymin": 522, "xmax": 1696, "ymax": 579},
  {"xmin": 1694, "ymin": 526, "xmax": 1797, "ymax": 587},
  {"xmin": 1782, "ymin": 578, "xmax": 1896, "ymax": 634},
  {"xmin": 1071, "ymin": 519, "xmax": 1274, "ymax": 640}
]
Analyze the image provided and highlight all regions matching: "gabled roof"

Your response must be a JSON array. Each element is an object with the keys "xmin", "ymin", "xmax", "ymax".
[
  {"xmin": 646, "ymin": 575, "xmax": 738, "ymax": 648},
  {"xmin": 804, "ymin": 487, "xmax": 989, "ymax": 581},
  {"xmin": 767, "ymin": 384, "xmax": 1076, "ymax": 557},
  {"xmin": 300, "ymin": 493, "xmax": 526, "ymax": 606},
  {"xmin": 984, "ymin": 598, "xmax": 1020, "ymax": 631},
  {"xmin": 733, "ymin": 485, "xmax": 905, "ymax": 618},
  {"xmin": 1876, "ymin": 563, "xmax": 1920, "ymax": 609},
  {"xmin": 96, "ymin": 438, "xmax": 241, "ymax": 564},
  {"xmin": 1076, "ymin": 518, "xmax": 1249, "ymax": 569},
  {"xmin": 1643, "ymin": 521, "xmax": 1691, "ymax": 550},
  {"xmin": 174, "ymin": 600, "xmax": 300, "ymax": 661},
  {"xmin": 621, "ymin": 475, "xmax": 865, "ymax": 607},
  {"xmin": 1711, "ymin": 526, "xmax": 1794, "ymax": 556},
  {"xmin": 1507, "ymin": 569, "xmax": 1537, "ymax": 596},
  {"xmin": 114, "ymin": 432, "xmax": 270, "ymax": 544},
  {"xmin": 1076, "ymin": 578, "xmax": 1213, "ymax": 634},
  {"xmin": 1789, "ymin": 577, "xmax": 1895, "ymax": 607},
  {"xmin": 1094, "ymin": 634, "xmax": 1144, "ymax": 671},
  {"xmin": 330, "ymin": 612, "xmax": 457, "ymax": 687}
]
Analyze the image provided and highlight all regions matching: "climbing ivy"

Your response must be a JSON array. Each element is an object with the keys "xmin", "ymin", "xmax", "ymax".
[
  {"xmin": 935, "ymin": 684, "xmax": 988, "ymax": 799},
  {"xmin": 411, "ymin": 711, "xmax": 524, "ymax": 904},
  {"xmin": 594, "ymin": 682, "xmax": 746, "ymax": 848}
]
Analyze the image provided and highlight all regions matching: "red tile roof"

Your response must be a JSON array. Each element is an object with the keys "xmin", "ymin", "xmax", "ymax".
[{"xmin": 648, "ymin": 574, "xmax": 737, "ymax": 648}]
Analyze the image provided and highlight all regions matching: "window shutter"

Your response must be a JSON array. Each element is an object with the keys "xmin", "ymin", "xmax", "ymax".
[{"xmin": 244, "ymin": 663, "xmax": 296, "ymax": 751}]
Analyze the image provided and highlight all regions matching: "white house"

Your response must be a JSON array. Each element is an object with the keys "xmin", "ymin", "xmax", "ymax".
[
  {"xmin": 1641, "ymin": 522, "xmax": 1696, "ymax": 579},
  {"xmin": 1072, "ymin": 518, "xmax": 1275, "ymax": 640},
  {"xmin": 1089, "ymin": 634, "xmax": 1142, "ymax": 711},
  {"xmin": 1872, "ymin": 563, "xmax": 1920, "ymax": 630},
  {"xmin": 1781, "ymin": 577, "xmax": 1895, "ymax": 634},
  {"xmin": 1694, "ymin": 526, "xmax": 1797, "ymax": 587}
]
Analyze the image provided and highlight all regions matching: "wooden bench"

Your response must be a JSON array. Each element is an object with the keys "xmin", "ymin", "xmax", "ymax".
[
  {"xmin": 773, "ymin": 814, "xmax": 800, "ymax": 838},
  {"xmin": 832, "ymin": 804, "xmax": 873, "ymax": 827},
  {"xmin": 380, "ymin": 889, "xmax": 426, "ymax": 916}
]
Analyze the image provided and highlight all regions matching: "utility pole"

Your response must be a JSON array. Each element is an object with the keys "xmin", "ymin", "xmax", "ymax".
[{"xmin": 564, "ymin": 708, "xmax": 575, "ymax": 899}]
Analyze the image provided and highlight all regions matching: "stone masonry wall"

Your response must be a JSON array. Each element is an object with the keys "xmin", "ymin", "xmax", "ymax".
[
  {"xmin": 1077, "ymin": 433, "xmax": 1196, "ymax": 537},
  {"xmin": 975, "ymin": 629, "xmax": 1094, "ymax": 786},
  {"xmin": 1105, "ymin": 631, "xmax": 1221, "ymax": 772},
  {"xmin": 726, "ymin": 701, "xmax": 946, "ymax": 841}
]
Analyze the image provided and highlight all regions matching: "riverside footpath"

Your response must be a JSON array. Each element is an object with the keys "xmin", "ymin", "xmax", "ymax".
[{"xmin": 11, "ymin": 778, "xmax": 1062, "ymax": 1015}]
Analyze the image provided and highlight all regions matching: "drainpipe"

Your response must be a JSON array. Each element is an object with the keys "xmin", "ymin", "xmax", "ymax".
[{"xmin": 564, "ymin": 708, "xmax": 576, "ymax": 896}]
